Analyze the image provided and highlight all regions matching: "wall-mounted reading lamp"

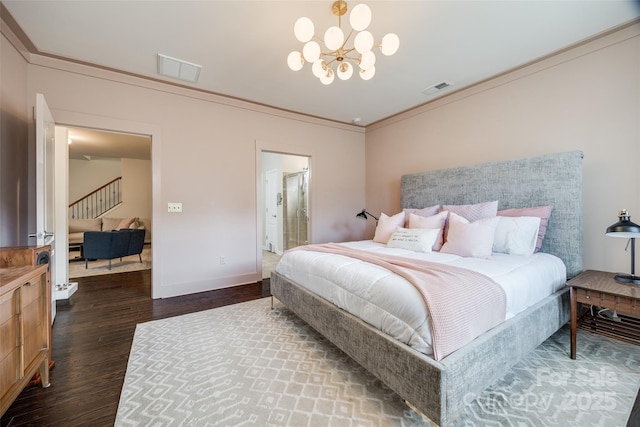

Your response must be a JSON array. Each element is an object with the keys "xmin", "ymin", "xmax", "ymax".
[{"xmin": 356, "ymin": 209, "xmax": 379, "ymax": 222}]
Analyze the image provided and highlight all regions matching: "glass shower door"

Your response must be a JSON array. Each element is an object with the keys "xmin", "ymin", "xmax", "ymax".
[{"xmin": 283, "ymin": 171, "xmax": 308, "ymax": 250}]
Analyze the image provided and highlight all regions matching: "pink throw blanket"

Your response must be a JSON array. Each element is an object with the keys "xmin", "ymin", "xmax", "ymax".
[{"xmin": 292, "ymin": 243, "xmax": 507, "ymax": 360}]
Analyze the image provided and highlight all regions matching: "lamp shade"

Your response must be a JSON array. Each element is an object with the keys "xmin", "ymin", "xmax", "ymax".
[
  {"xmin": 380, "ymin": 33, "xmax": 400, "ymax": 56},
  {"xmin": 294, "ymin": 17, "xmax": 315, "ymax": 43},
  {"xmin": 356, "ymin": 209, "xmax": 378, "ymax": 221},
  {"xmin": 606, "ymin": 210, "xmax": 640, "ymax": 238},
  {"xmin": 287, "ymin": 51, "xmax": 304, "ymax": 71},
  {"xmin": 606, "ymin": 209, "xmax": 640, "ymax": 285},
  {"xmin": 324, "ymin": 26, "xmax": 344, "ymax": 51},
  {"xmin": 350, "ymin": 4, "xmax": 372, "ymax": 31},
  {"xmin": 337, "ymin": 62, "xmax": 353, "ymax": 80}
]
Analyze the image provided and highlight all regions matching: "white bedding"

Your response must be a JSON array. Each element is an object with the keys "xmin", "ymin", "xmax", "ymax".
[{"xmin": 275, "ymin": 240, "xmax": 567, "ymax": 357}]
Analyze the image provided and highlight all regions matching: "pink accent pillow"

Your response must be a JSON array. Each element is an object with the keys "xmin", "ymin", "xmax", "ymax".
[
  {"xmin": 408, "ymin": 211, "xmax": 447, "ymax": 251},
  {"xmin": 442, "ymin": 200, "xmax": 498, "ymax": 241},
  {"xmin": 373, "ymin": 212, "xmax": 406, "ymax": 243},
  {"xmin": 440, "ymin": 212, "xmax": 500, "ymax": 258},
  {"xmin": 442, "ymin": 200, "xmax": 498, "ymax": 222},
  {"xmin": 116, "ymin": 217, "xmax": 137, "ymax": 230},
  {"xmin": 403, "ymin": 205, "xmax": 440, "ymax": 227},
  {"xmin": 498, "ymin": 206, "xmax": 552, "ymax": 252}
]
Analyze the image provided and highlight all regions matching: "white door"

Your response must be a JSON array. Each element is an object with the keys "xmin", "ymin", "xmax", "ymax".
[
  {"xmin": 34, "ymin": 93, "xmax": 57, "ymax": 321},
  {"xmin": 265, "ymin": 169, "xmax": 278, "ymax": 252}
]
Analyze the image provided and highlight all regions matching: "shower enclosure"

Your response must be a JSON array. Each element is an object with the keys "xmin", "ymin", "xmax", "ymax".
[{"xmin": 283, "ymin": 170, "xmax": 309, "ymax": 250}]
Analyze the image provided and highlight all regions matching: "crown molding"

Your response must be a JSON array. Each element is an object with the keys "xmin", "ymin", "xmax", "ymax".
[
  {"xmin": 366, "ymin": 18, "xmax": 640, "ymax": 133},
  {"xmin": 0, "ymin": 2, "xmax": 364, "ymax": 134}
]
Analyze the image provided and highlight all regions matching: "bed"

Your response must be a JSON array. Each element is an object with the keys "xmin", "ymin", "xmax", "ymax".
[{"xmin": 271, "ymin": 150, "xmax": 583, "ymax": 426}]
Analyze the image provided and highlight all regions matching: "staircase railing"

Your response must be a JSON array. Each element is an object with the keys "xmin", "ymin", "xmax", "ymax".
[{"xmin": 69, "ymin": 177, "xmax": 122, "ymax": 219}]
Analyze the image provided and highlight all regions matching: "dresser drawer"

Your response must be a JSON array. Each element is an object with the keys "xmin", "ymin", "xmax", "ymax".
[{"xmin": 21, "ymin": 276, "xmax": 43, "ymax": 306}]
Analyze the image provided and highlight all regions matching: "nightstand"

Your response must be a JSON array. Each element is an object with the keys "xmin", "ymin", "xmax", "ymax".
[{"xmin": 569, "ymin": 270, "xmax": 640, "ymax": 359}]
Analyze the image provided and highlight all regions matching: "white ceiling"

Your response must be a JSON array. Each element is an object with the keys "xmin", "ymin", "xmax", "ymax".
[
  {"xmin": 64, "ymin": 127, "xmax": 151, "ymax": 161},
  {"xmin": 4, "ymin": 1, "xmax": 640, "ymax": 129}
]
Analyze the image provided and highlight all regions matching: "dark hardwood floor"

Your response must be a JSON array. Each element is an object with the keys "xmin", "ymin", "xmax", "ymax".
[{"xmin": 1, "ymin": 270, "xmax": 270, "ymax": 427}]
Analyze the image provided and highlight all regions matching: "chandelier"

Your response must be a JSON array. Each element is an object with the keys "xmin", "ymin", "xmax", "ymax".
[{"xmin": 287, "ymin": 1, "xmax": 399, "ymax": 85}]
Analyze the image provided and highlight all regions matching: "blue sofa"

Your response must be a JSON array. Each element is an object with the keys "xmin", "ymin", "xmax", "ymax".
[{"xmin": 83, "ymin": 229, "xmax": 146, "ymax": 270}]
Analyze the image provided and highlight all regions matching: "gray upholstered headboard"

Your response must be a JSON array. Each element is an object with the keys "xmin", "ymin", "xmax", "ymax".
[{"xmin": 401, "ymin": 151, "xmax": 584, "ymax": 278}]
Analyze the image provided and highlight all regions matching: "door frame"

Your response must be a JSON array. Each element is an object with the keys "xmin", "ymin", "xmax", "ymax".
[
  {"xmin": 264, "ymin": 168, "xmax": 279, "ymax": 253},
  {"xmin": 46, "ymin": 109, "xmax": 161, "ymax": 298}
]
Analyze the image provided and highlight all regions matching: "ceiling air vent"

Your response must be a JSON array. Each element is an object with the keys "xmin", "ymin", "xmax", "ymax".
[
  {"xmin": 421, "ymin": 81, "xmax": 452, "ymax": 96},
  {"xmin": 157, "ymin": 54, "xmax": 202, "ymax": 83}
]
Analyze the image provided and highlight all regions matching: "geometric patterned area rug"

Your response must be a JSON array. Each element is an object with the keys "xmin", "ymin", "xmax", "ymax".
[{"xmin": 116, "ymin": 298, "xmax": 640, "ymax": 426}]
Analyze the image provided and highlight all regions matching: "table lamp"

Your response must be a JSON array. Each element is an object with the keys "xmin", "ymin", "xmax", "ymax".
[{"xmin": 605, "ymin": 209, "xmax": 640, "ymax": 285}]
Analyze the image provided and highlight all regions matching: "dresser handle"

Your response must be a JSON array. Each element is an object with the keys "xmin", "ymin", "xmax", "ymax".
[{"xmin": 24, "ymin": 282, "xmax": 32, "ymax": 287}]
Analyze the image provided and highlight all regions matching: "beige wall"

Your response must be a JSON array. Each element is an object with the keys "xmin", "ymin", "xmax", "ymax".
[
  {"xmin": 365, "ymin": 23, "xmax": 640, "ymax": 275},
  {"xmin": 69, "ymin": 157, "xmax": 121, "ymax": 203},
  {"xmin": 120, "ymin": 158, "xmax": 152, "ymax": 221},
  {"xmin": 68, "ymin": 157, "xmax": 152, "ymax": 221},
  {"xmin": 23, "ymin": 51, "xmax": 365, "ymax": 298}
]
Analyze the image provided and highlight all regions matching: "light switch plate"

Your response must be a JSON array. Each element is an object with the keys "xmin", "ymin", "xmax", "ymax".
[{"xmin": 168, "ymin": 202, "xmax": 182, "ymax": 213}]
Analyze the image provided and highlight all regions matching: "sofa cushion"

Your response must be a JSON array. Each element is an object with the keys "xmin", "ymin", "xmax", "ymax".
[
  {"xmin": 68, "ymin": 232, "xmax": 85, "ymax": 245},
  {"xmin": 102, "ymin": 217, "xmax": 138, "ymax": 231},
  {"xmin": 69, "ymin": 218, "xmax": 102, "ymax": 233}
]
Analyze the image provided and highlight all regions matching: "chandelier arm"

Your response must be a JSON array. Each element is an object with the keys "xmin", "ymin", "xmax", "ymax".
[
  {"xmin": 341, "ymin": 29, "xmax": 354, "ymax": 49},
  {"xmin": 320, "ymin": 51, "xmax": 340, "ymax": 59},
  {"xmin": 341, "ymin": 47, "xmax": 357, "ymax": 56},
  {"xmin": 325, "ymin": 57, "xmax": 339, "ymax": 67}
]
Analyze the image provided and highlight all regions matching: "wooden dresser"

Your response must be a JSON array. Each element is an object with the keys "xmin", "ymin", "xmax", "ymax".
[{"xmin": 0, "ymin": 246, "xmax": 52, "ymax": 416}]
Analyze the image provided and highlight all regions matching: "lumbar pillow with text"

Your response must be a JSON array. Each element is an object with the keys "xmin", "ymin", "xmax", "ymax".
[
  {"xmin": 387, "ymin": 227, "xmax": 440, "ymax": 253},
  {"xmin": 408, "ymin": 211, "xmax": 447, "ymax": 251}
]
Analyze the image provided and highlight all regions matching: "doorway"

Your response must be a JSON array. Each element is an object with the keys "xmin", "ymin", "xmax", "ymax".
[
  {"xmin": 261, "ymin": 152, "xmax": 310, "ymax": 278},
  {"xmin": 65, "ymin": 126, "xmax": 152, "ymax": 281}
]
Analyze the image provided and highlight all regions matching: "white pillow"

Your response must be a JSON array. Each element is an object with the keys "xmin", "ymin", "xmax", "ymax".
[
  {"xmin": 387, "ymin": 227, "xmax": 440, "ymax": 253},
  {"xmin": 372, "ymin": 211, "xmax": 406, "ymax": 243},
  {"xmin": 440, "ymin": 212, "xmax": 500, "ymax": 258},
  {"xmin": 493, "ymin": 216, "xmax": 541, "ymax": 256},
  {"xmin": 408, "ymin": 211, "xmax": 447, "ymax": 251}
]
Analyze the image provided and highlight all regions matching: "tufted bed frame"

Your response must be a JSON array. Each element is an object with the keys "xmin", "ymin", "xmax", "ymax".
[{"xmin": 271, "ymin": 151, "xmax": 584, "ymax": 425}]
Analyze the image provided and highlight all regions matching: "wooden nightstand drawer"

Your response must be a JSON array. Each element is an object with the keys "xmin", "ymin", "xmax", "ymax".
[{"xmin": 575, "ymin": 288, "xmax": 640, "ymax": 317}]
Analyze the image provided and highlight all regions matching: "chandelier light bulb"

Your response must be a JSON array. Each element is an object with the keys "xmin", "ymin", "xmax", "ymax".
[
  {"xmin": 312, "ymin": 59, "xmax": 327, "ymax": 78},
  {"xmin": 349, "ymin": 4, "xmax": 371, "ymax": 31},
  {"xmin": 302, "ymin": 41, "xmax": 321, "ymax": 63},
  {"xmin": 337, "ymin": 62, "xmax": 353, "ymax": 80},
  {"xmin": 320, "ymin": 68, "xmax": 335, "ymax": 85},
  {"xmin": 360, "ymin": 65, "xmax": 376, "ymax": 81},
  {"xmin": 324, "ymin": 26, "xmax": 345, "ymax": 51},
  {"xmin": 354, "ymin": 31, "xmax": 374, "ymax": 54},
  {"xmin": 287, "ymin": 51, "xmax": 304, "ymax": 71},
  {"xmin": 380, "ymin": 33, "xmax": 400, "ymax": 56},
  {"xmin": 359, "ymin": 50, "xmax": 376, "ymax": 70},
  {"xmin": 294, "ymin": 17, "xmax": 315, "ymax": 42}
]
